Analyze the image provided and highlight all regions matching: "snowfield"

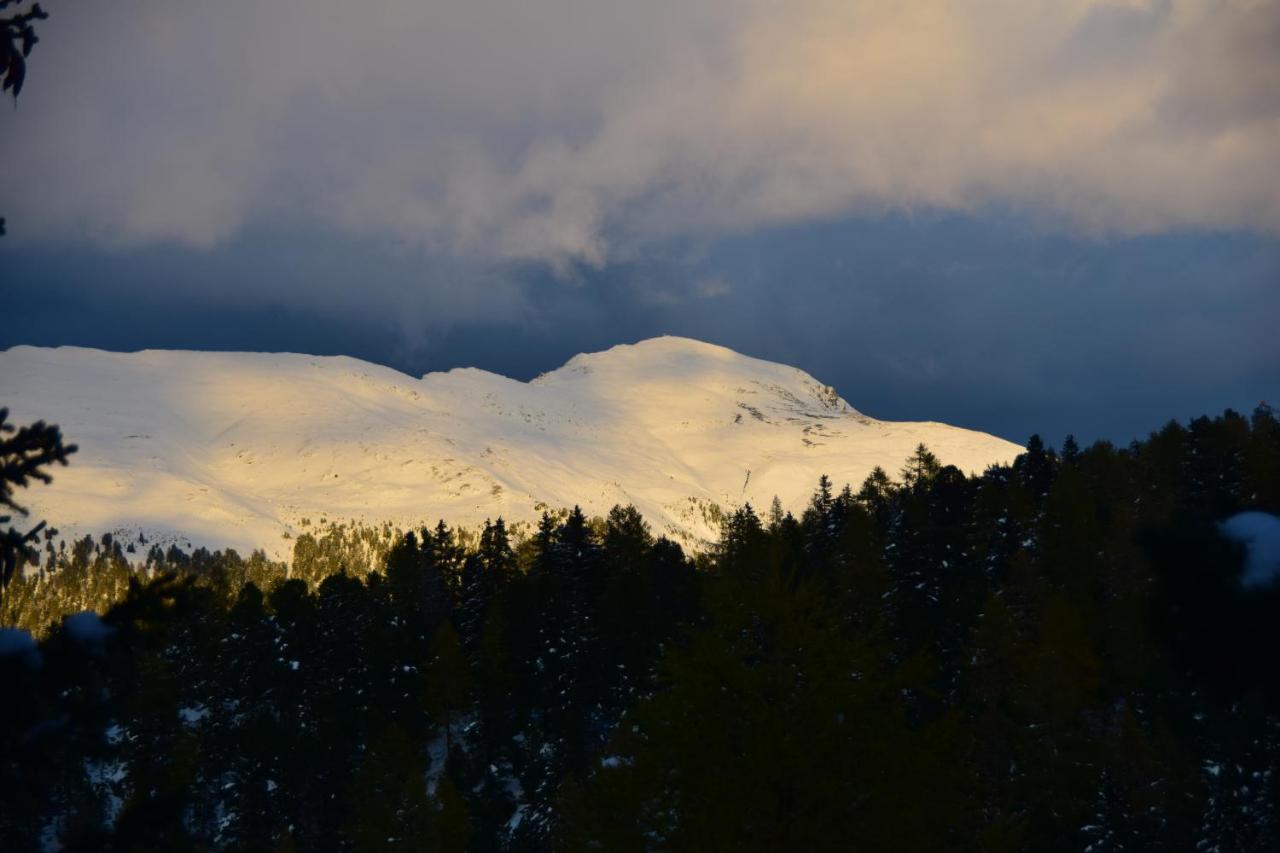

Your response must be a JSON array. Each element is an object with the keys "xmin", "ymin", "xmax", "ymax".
[{"xmin": 1, "ymin": 336, "xmax": 1023, "ymax": 556}]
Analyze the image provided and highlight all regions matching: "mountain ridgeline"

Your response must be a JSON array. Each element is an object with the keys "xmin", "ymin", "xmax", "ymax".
[
  {"xmin": 3, "ymin": 403, "xmax": 1280, "ymax": 850},
  {"xmin": 0, "ymin": 337, "xmax": 1021, "ymax": 557}
]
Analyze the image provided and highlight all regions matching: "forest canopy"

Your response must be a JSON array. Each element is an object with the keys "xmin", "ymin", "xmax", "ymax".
[{"xmin": 2, "ymin": 404, "xmax": 1280, "ymax": 850}]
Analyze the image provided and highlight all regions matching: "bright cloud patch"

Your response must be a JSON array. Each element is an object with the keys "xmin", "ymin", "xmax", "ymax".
[{"xmin": 4, "ymin": 0, "xmax": 1278, "ymax": 263}]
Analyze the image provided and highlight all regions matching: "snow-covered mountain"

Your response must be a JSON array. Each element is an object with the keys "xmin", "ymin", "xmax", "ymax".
[{"xmin": 0, "ymin": 337, "xmax": 1023, "ymax": 556}]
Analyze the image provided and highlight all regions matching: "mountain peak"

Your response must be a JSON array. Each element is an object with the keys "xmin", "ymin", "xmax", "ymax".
[
  {"xmin": 535, "ymin": 336, "xmax": 745, "ymax": 380},
  {"xmin": 0, "ymin": 342, "xmax": 1022, "ymax": 556},
  {"xmin": 610, "ymin": 335, "xmax": 741, "ymax": 358}
]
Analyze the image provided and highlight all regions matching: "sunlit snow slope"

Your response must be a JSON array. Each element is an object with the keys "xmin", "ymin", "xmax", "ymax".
[{"xmin": 1, "ymin": 337, "xmax": 1023, "ymax": 556}]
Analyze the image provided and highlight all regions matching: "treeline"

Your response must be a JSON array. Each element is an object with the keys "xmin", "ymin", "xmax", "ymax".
[
  {"xmin": 2, "ymin": 406, "xmax": 1279, "ymax": 850},
  {"xmin": 2, "ymin": 520, "xmax": 410, "ymax": 635}
]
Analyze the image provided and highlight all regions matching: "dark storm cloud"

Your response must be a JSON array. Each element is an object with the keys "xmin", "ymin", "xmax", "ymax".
[{"xmin": 4, "ymin": 214, "xmax": 1277, "ymax": 447}]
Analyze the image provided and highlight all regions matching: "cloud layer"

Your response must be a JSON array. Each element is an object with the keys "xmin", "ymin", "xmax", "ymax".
[{"xmin": 4, "ymin": 0, "xmax": 1279, "ymax": 264}]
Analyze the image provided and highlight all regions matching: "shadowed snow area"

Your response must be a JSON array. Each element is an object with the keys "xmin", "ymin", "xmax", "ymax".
[
  {"xmin": 0, "ymin": 628, "xmax": 41, "ymax": 668},
  {"xmin": 0, "ymin": 336, "xmax": 1022, "ymax": 555},
  {"xmin": 1219, "ymin": 512, "xmax": 1280, "ymax": 589}
]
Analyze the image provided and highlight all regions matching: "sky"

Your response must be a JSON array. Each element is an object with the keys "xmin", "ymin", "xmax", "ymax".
[{"xmin": 2, "ymin": 0, "xmax": 1278, "ymax": 446}]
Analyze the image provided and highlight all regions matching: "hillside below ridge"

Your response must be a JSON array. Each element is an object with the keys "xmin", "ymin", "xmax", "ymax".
[{"xmin": 0, "ymin": 338, "xmax": 1023, "ymax": 558}]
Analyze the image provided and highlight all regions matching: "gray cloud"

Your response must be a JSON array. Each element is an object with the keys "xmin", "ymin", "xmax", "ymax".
[
  {"xmin": 3, "ymin": 0, "xmax": 1279, "ymax": 265},
  {"xmin": 4, "ymin": 212, "xmax": 1277, "ymax": 445}
]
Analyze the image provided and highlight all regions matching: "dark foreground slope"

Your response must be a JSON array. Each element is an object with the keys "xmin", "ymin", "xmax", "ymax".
[{"xmin": 3, "ymin": 405, "xmax": 1280, "ymax": 851}]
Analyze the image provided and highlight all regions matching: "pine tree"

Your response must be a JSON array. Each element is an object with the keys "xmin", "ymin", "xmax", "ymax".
[
  {"xmin": 810, "ymin": 473, "xmax": 834, "ymax": 518},
  {"xmin": 344, "ymin": 724, "xmax": 432, "ymax": 851},
  {"xmin": 717, "ymin": 503, "xmax": 764, "ymax": 577},
  {"xmin": 767, "ymin": 495, "xmax": 785, "ymax": 532},
  {"xmin": 457, "ymin": 518, "xmax": 514, "ymax": 651},
  {"xmin": 383, "ymin": 529, "xmax": 451, "ymax": 658},
  {"xmin": 1, "ymin": 407, "xmax": 76, "ymax": 589},
  {"xmin": 1015, "ymin": 434, "xmax": 1057, "ymax": 501},
  {"xmin": 900, "ymin": 443, "xmax": 942, "ymax": 491},
  {"xmin": 480, "ymin": 518, "xmax": 516, "ymax": 582},
  {"xmin": 602, "ymin": 505, "xmax": 651, "ymax": 577},
  {"xmin": 433, "ymin": 520, "xmax": 466, "ymax": 599},
  {"xmin": 856, "ymin": 465, "xmax": 896, "ymax": 531},
  {"xmin": 425, "ymin": 621, "xmax": 468, "ymax": 759},
  {"xmin": 1061, "ymin": 433, "xmax": 1081, "ymax": 464}
]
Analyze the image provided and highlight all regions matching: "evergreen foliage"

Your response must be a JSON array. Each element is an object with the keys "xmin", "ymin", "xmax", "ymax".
[
  {"xmin": 0, "ymin": 1, "xmax": 45, "ymax": 101},
  {"xmin": 2, "ymin": 405, "xmax": 1280, "ymax": 850},
  {"xmin": 0, "ymin": 406, "xmax": 76, "ymax": 589}
]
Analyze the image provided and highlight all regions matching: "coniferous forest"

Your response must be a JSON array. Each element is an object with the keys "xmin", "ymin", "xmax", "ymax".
[{"xmin": 3, "ymin": 406, "xmax": 1280, "ymax": 851}]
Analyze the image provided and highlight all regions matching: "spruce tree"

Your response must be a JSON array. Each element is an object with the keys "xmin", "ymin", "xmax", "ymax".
[
  {"xmin": 1, "ymin": 408, "xmax": 76, "ymax": 589},
  {"xmin": 344, "ymin": 724, "xmax": 433, "ymax": 851},
  {"xmin": 900, "ymin": 443, "xmax": 942, "ymax": 491},
  {"xmin": 425, "ymin": 621, "xmax": 468, "ymax": 759}
]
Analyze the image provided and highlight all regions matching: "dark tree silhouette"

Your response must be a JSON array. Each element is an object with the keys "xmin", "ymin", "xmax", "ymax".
[
  {"xmin": 0, "ymin": 406, "xmax": 75, "ymax": 587},
  {"xmin": 1, "ymin": 0, "xmax": 48, "ymax": 236},
  {"xmin": 0, "ymin": 1, "xmax": 44, "ymax": 103},
  {"xmin": 3, "ymin": 407, "xmax": 1280, "ymax": 849}
]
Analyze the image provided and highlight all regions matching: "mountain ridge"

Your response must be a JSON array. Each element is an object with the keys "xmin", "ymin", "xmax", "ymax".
[{"xmin": 0, "ymin": 337, "xmax": 1023, "ymax": 557}]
